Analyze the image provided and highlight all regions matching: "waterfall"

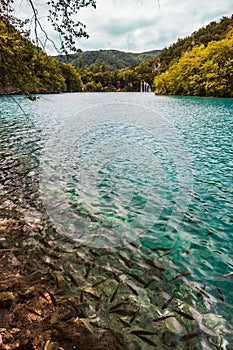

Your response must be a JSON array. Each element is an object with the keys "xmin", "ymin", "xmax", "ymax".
[{"xmin": 140, "ymin": 81, "xmax": 152, "ymax": 92}]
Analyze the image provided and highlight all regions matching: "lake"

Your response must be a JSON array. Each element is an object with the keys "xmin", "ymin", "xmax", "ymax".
[{"xmin": 0, "ymin": 92, "xmax": 233, "ymax": 349}]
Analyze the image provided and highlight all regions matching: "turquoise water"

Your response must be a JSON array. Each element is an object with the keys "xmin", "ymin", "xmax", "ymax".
[{"xmin": 0, "ymin": 93, "xmax": 233, "ymax": 348}]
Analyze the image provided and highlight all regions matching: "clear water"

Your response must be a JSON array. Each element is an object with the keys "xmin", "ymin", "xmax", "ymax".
[{"xmin": 0, "ymin": 93, "xmax": 233, "ymax": 348}]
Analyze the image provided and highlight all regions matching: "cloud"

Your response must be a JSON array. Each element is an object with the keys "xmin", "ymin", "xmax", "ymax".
[{"xmin": 14, "ymin": 0, "xmax": 233, "ymax": 53}]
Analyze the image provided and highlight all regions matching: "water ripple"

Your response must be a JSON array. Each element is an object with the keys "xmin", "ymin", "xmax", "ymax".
[{"xmin": 1, "ymin": 93, "xmax": 233, "ymax": 348}]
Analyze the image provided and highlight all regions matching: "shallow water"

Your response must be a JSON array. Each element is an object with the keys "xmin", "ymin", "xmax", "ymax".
[{"xmin": 0, "ymin": 93, "xmax": 233, "ymax": 348}]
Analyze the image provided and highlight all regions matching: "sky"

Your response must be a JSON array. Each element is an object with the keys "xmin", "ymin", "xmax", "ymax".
[{"xmin": 15, "ymin": 0, "xmax": 233, "ymax": 53}]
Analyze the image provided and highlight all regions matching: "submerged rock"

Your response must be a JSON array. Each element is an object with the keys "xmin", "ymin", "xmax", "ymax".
[{"xmin": 0, "ymin": 292, "xmax": 14, "ymax": 309}]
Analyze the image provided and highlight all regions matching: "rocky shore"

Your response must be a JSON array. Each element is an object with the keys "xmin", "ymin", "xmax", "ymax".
[{"xmin": 0, "ymin": 214, "xmax": 120, "ymax": 350}]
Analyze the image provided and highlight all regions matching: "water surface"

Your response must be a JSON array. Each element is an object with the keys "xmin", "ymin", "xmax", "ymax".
[{"xmin": 0, "ymin": 93, "xmax": 233, "ymax": 349}]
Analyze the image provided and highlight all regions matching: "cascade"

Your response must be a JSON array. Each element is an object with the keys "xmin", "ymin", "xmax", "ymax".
[{"xmin": 140, "ymin": 81, "xmax": 151, "ymax": 92}]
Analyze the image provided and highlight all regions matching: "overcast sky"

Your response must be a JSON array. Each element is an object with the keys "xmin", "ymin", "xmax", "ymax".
[{"xmin": 16, "ymin": 0, "xmax": 233, "ymax": 53}]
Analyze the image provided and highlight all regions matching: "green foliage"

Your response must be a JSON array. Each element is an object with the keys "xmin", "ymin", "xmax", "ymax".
[
  {"xmin": 154, "ymin": 30, "xmax": 233, "ymax": 97},
  {"xmin": 0, "ymin": 0, "xmax": 96, "ymax": 53},
  {"xmin": 67, "ymin": 14, "xmax": 233, "ymax": 95},
  {"xmin": 56, "ymin": 49, "xmax": 160, "ymax": 71},
  {"xmin": 83, "ymin": 81, "xmax": 103, "ymax": 92},
  {"xmin": 1, "ymin": 10, "xmax": 232, "ymax": 98},
  {"xmin": 0, "ymin": 20, "xmax": 40, "ymax": 94},
  {"xmin": 154, "ymin": 15, "xmax": 233, "ymax": 74},
  {"xmin": 46, "ymin": 0, "xmax": 96, "ymax": 53},
  {"xmin": 0, "ymin": 19, "xmax": 84, "ymax": 95},
  {"xmin": 74, "ymin": 54, "xmax": 159, "ymax": 92},
  {"xmin": 59, "ymin": 62, "xmax": 82, "ymax": 92},
  {"xmin": 30, "ymin": 51, "xmax": 66, "ymax": 93}
]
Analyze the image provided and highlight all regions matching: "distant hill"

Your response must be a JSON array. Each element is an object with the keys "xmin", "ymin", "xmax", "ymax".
[
  {"xmin": 55, "ymin": 49, "xmax": 161, "ymax": 71},
  {"xmin": 141, "ymin": 50, "xmax": 161, "ymax": 55}
]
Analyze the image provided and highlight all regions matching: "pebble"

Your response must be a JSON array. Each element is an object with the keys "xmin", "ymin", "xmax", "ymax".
[
  {"xmin": 0, "ymin": 292, "xmax": 14, "ymax": 308},
  {"xmin": 44, "ymin": 340, "xmax": 60, "ymax": 350}
]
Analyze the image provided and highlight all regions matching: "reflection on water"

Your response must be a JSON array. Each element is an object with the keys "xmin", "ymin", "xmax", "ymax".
[{"xmin": 0, "ymin": 93, "xmax": 233, "ymax": 349}]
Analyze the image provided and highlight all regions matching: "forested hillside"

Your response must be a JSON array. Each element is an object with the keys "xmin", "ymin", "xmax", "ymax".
[
  {"xmin": 152, "ymin": 15, "xmax": 233, "ymax": 97},
  {"xmin": 154, "ymin": 15, "xmax": 233, "ymax": 74},
  {"xmin": 154, "ymin": 28, "xmax": 233, "ymax": 97},
  {"xmin": 55, "ymin": 49, "xmax": 160, "ymax": 71},
  {"xmin": 120, "ymin": 14, "xmax": 233, "ymax": 96},
  {"xmin": 0, "ymin": 20, "xmax": 83, "ymax": 96},
  {"xmin": 1, "ymin": 13, "xmax": 232, "ymax": 96},
  {"xmin": 79, "ymin": 14, "xmax": 233, "ymax": 94}
]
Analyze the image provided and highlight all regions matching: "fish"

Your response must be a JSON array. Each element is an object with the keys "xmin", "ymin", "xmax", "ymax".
[
  {"xmin": 162, "ymin": 294, "xmax": 174, "ymax": 310},
  {"xmin": 171, "ymin": 271, "xmax": 191, "ymax": 281},
  {"xmin": 113, "ymin": 272, "xmax": 124, "ymax": 283},
  {"xmin": 23, "ymin": 270, "xmax": 44, "ymax": 282},
  {"xmin": 130, "ymin": 311, "xmax": 139, "ymax": 324},
  {"xmin": 159, "ymin": 250, "xmax": 171, "ymax": 258},
  {"xmin": 77, "ymin": 256, "xmax": 82, "ymax": 264},
  {"xmin": 68, "ymin": 299, "xmax": 83, "ymax": 314},
  {"xmin": 196, "ymin": 282, "xmax": 206, "ymax": 298},
  {"xmin": 128, "ymin": 273, "xmax": 146, "ymax": 286},
  {"xmin": 55, "ymin": 275, "xmax": 63, "ymax": 289},
  {"xmin": 153, "ymin": 315, "xmax": 175, "ymax": 322},
  {"xmin": 109, "ymin": 308, "xmax": 137, "ymax": 317},
  {"xmin": 80, "ymin": 291, "xmax": 84, "ymax": 303},
  {"xmin": 48, "ymin": 291, "xmax": 57, "ymax": 306},
  {"xmin": 89, "ymin": 248, "xmax": 100, "ymax": 257},
  {"xmin": 222, "ymin": 271, "xmax": 233, "ymax": 277},
  {"xmin": 109, "ymin": 302, "xmax": 128, "ymax": 312},
  {"xmin": 207, "ymin": 229, "xmax": 215, "ymax": 236},
  {"xmin": 150, "ymin": 247, "xmax": 171, "ymax": 252},
  {"xmin": 175, "ymin": 310, "xmax": 195, "ymax": 320},
  {"xmin": 37, "ymin": 290, "xmax": 48, "ymax": 301},
  {"xmin": 117, "ymin": 317, "xmax": 131, "ymax": 327},
  {"xmin": 125, "ymin": 280, "xmax": 139, "ymax": 296},
  {"xmin": 180, "ymin": 332, "xmax": 201, "ymax": 342},
  {"xmin": 127, "ymin": 240, "xmax": 139, "ymax": 249},
  {"xmin": 43, "ymin": 261, "xmax": 62, "ymax": 271},
  {"xmin": 144, "ymin": 259, "xmax": 166, "ymax": 271},
  {"xmin": 216, "ymin": 286, "xmax": 224, "ymax": 302},
  {"xmin": 110, "ymin": 283, "xmax": 120, "ymax": 303},
  {"xmin": 150, "ymin": 272, "xmax": 164, "ymax": 281},
  {"xmin": 85, "ymin": 291, "xmax": 100, "ymax": 301},
  {"xmin": 25, "ymin": 306, "xmax": 43, "ymax": 317},
  {"xmin": 119, "ymin": 254, "xmax": 132, "ymax": 269},
  {"xmin": 144, "ymin": 279, "xmax": 154, "ymax": 289},
  {"xmin": 68, "ymin": 273, "xmax": 79, "ymax": 287},
  {"xmin": 182, "ymin": 248, "xmax": 192, "ymax": 256},
  {"xmin": 195, "ymin": 286, "xmax": 210, "ymax": 299},
  {"xmin": 145, "ymin": 274, "xmax": 164, "ymax": 288},
  {"xmin": 92, "ymin": 278, "xmax": 108, "ymax": 287},
  {"xmin": 84, "ymin": 263, "xmax": 91, "ymax": 279},
  {"xmin": 131, "ymin": 330, "xmax": 157, "ymax": 336},
  {"xmin": 132, "ymin": 333, "xmax": 157, "ymax": 347}
]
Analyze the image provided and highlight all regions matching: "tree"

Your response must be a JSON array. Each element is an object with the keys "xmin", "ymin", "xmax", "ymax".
[
  {"xmin": 59, "ymin": 62, "xmax": 83, "ymax": 92},
  {"xmin": 0, "ymin": 18, "xmax": 86, "ymax": 95},
  {"xmin": 0, "ymin": 0, "xmax": 98, "ymax": 95},
  {"xmin": 0, "ymin": 0, "xmax": 96, "ymax": 53},
  {"xmin": 154, "ymin": 29, "xmax": 233, "ymax": 97}
]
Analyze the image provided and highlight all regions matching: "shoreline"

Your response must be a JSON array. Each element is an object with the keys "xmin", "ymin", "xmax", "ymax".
[{"xmin": 0, "ymin": 212, "xmax": 119, "ymax": 350}]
